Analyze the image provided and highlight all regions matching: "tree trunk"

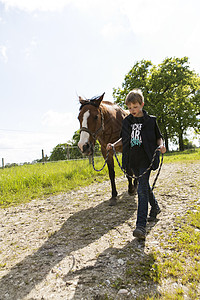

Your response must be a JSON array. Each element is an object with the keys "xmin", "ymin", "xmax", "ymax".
[
  {"xmin": 164, "ymin": 136, "xmax": 169, "ymax": 152},
  {"xmin": 179, "ymin": 132, "xmax": 184, "ymax": 151},
  {"xmin": 163, "ymin": 129, "xmax": 169, "ymax": 152}
]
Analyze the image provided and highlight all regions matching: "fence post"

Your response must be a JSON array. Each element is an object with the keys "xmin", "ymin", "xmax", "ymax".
[
  {"xmin": 67, "ymin": 145, "xmax": 70, "ymax": 160},
  {"xmin": 42, "ymin": 149, "xmax": 45, "ymax": 164},
  {"xmin": 2, "ymin": 158, "xmax": 4, "ymax": 169}
]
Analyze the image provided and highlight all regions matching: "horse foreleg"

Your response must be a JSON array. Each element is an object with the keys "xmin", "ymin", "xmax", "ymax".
[{"xmin": 107, "ymin": 158, "xmax": 118, "ymax": 206}]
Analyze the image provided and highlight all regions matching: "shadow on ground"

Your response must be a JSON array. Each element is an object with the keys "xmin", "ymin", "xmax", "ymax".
[
  {"xmin": 0, "ymin": 192, "xmax": 137, "ymax": 299},
  {"xmin": 64, "ymin": 219, "xmax": 159, "ymax": 299}
]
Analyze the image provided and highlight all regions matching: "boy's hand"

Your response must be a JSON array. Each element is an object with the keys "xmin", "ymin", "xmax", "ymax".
[
  {"xmin": 106, "ymin": 143, "xmax": 114, "ymax": 150},
  {"xmin": 158, "ymin": 145, "xmax": 166, "ymax": 154}
]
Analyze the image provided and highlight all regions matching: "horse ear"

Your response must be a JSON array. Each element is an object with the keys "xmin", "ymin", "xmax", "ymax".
[
  {"xmin": 79, "ymin": 96, "xmax": 87, "ymax": 105},
  {"xmin": 95, "ymin": 92, "xmax": 105, "ymax": 106}
]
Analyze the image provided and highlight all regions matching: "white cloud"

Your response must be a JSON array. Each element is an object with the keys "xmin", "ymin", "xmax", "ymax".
[
  {"xmin": 0, "ymin": 0, "xmax": 73, "ymax": 12},
  {"xmin": 0, "ymin": 45, "xmax": 8, "ymax": 63},
  {"xmin": 101, "ymin": 22, "xmax": 130, "ymax": 39},
  {"xmin": 0, "ymin": 0, "xmax": 122, "ymax": 15},
  {"xmin": 0, "ymin": 111, "xmax": 79, "ymax": 164},
  {"xmin": 42, "ymin": 110, "xmax": 79, "ymax": 130},
  {"xmin": 117, "ymin": 0, "xmax": 200, "ymax": 38},
  {"xmin": 119, "ymin": 0, "xmax": 172, "ymax": 35},
  {"xmin": 23, "ymin": 37, "xmax": 38, "ymax": 59}
]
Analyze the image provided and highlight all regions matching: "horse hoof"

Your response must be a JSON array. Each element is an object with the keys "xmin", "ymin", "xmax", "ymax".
[
  {"xmin": 109, "ymin": 197, "xmax": 117, "ymax": 206},
  {"xmin": 128, "ymin": 189, "xmax": 137, "ymax": 196}
]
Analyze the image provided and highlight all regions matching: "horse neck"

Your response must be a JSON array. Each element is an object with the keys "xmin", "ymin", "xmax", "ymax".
[
  {"xmin": 98, "ymin": 103, "xmax": 125, "ymax": 145},
  {"xmin": 100, "ymin": 103, "xmax": 126, "ymax": 126},
  {"xmin": 100, "ymin": 103, "xmax": 113, "ymax": 127}
]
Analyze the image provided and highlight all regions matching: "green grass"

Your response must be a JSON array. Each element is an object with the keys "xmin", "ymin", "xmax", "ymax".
[
  {"xmin": 164, "ymin": 148, "xmax": 200, "ymax": 163},
  {"xmin": 158, "ymin": 204, "xmax": 200, "ymax": 299},
  {"xmin": 0, "ymin": 157, "xmax": 123, "ymax": 207},
  {"xmin": 111, "ymin": 203, "xmax": 200, "ymax": 299},
  {"xmin": 0, "ymin": 148, "xmax": 199, "ymax": 208}
]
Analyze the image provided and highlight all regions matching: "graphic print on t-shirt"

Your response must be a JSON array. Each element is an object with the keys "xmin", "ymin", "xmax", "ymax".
[{"xmin": 130, "ymin": 123, "xmax": 142, "ymax": 147}]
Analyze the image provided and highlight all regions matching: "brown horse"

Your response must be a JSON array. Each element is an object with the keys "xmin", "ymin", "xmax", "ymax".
[{"xmin": 77, "ymin": 93, "xmax": 136, "ymax": 205}]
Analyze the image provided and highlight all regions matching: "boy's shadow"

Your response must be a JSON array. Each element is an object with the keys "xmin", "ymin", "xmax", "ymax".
[
  {"xmin": 64, "ymin": 232, "xmax": 159, "ymax": 299},
  {"xmin": 0, "ymin": 192, "xmax": 137, "ymax": 300}
]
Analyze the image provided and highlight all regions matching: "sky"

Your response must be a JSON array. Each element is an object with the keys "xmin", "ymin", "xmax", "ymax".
[{"xmin": 0, "ymin": 0, "xmax": 200, "ymax": 164}]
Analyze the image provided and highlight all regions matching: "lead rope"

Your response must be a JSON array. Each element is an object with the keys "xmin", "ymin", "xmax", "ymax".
[
  {"xmin": 112, "ymin": 146, "xmax": 163, "ymax": 191},
  {"xmin": 91, "ymin": 149, "xmax": 109, "ymax": 172},
  {"xmin": 91, "ymin": 146, "xmax": 164, "ymax": 190}
]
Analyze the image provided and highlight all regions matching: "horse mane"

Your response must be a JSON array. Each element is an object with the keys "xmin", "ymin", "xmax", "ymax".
[
  {"xmin": 101, "ymin": 100, "xmax": 127, "ymax": 116},
  {"xmin": 101, "ymin": 100, "xmax": 115, "ymax": 106}
]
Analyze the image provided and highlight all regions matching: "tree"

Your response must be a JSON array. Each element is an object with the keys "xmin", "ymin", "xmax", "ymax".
[
  {"xmin": 67, "ymin": 130, "xmax": 83, "ymax": 159},
  {"xmin": 49, "ymin": 143, "xmax": 70, "ymax": 161},
  {"xmin": 49, "ymin": 130, "xmax": 102, "ymax": 161},
  {"xmin": 113, "ymin": 59, "xmax": 153, "ymax": 108},
  {"xmin": 149, "ymin": 57, "xmax": 200, "ymax": 151},
  {"xmin": 113, "ymin": 57, "xmax": 200, "ymax": 151},
  {"xmin": 69, "ymin": 129, "xmax": 102, "ymax": 158}
]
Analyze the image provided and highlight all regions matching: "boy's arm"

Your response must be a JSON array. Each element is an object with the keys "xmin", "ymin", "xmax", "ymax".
[
  {"xmin": 157, "ymin": 138, "xmax": 166, "ymax": 154},
  {"xmin": 106, "ymin": 138, "xmax": 122, "ymax": 150}
]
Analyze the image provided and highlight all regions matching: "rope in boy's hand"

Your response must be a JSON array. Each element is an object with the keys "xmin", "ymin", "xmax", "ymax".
[
  {"xmin": 111, "ymin": 146, "xmax": 164, "ymax": 190},
  {"xmin": 106, "ymin": 143, "xmax": 114, "ymax": 151},
  {"xmin": 158, "ymin": 145, "xmax": 166, "ymax": 154}
]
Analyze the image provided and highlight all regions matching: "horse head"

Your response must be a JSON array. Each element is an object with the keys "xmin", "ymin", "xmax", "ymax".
[{"xmin": 78, "ymin": 93, "xmax": 105, "ymax": 155}]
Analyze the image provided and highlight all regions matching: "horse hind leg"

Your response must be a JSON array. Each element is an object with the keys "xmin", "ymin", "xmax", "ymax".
[{"xmin": 127, "ymin": 169, "xmax": 138, "ymax": 196}]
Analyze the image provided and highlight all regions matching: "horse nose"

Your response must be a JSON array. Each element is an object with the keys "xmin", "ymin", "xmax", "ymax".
[
  {"xmin": 78, "ymin": 141, "xmax": 90, "ymax": 154},
  {"xmin": 78, "ymin": 141, "xmax": 83, "ymax": 152},
  {"xmin": 83, "ymin": 143, "xmax": 90, "ymax": 153}
]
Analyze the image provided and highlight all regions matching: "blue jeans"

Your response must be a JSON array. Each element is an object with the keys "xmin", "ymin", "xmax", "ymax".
[{"xmin": 132, "ymin": 166, "xmax": 159, "ymax": 228}]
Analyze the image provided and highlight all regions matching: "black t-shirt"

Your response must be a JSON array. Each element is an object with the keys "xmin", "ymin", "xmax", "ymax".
[{"xmin": 129, "ymin": 116, "xmax": 149, "ymax": 169}]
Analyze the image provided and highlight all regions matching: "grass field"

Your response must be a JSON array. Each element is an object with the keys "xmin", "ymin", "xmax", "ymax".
[
  {"xmin": 0, "ymin": 149, "xmax": 199, "ymax": 208},
  {"xmin": 0, "ymin": 157, "xmax": 113, "ymax": 207}
]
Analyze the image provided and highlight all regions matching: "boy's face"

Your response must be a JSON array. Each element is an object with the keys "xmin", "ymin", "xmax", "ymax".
[{"xmin": 127, "ymin": 102, "xmax": 144, "ymax": 117}]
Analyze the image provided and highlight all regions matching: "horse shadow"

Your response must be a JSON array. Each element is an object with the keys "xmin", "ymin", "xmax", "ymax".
[{"xmin": 0, "ymin": 192, "xmax": 137, "ymax": 300}]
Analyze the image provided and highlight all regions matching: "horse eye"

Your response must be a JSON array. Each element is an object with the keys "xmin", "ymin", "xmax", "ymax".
[{"xmin": 94, "ymin": 115, "xmax": 98, "ymax": 120}]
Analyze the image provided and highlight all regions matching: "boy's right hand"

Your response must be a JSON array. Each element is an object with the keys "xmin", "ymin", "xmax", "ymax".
[{"xmin": 106, "ymin": 143, "xmax": 114, "ymax": 150}]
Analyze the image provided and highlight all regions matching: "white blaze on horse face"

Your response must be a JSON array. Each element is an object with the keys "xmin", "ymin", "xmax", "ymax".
[{"xmin": 78, "ymin": 110, "xmax": 90, "ymax": 152}]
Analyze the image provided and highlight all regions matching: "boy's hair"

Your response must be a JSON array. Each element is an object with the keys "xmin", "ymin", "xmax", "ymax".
[{"xmin": 125, "ymin": 89, "xmax": 144, "ymax": 105}]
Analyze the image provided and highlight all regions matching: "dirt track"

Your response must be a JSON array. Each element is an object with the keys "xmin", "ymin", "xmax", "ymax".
[{"xmin": 0, "ymin": 162, "xmax": 199, "ymax": 299}]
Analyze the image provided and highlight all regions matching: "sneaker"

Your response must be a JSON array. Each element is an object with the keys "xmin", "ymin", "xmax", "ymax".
[
  {"xmin": 133, "ymin": 227, "xmax": 146, "ymax": 240},
  {"xmin": 148, "ymin": 207, "xmax": 161, "ymax": 222}
]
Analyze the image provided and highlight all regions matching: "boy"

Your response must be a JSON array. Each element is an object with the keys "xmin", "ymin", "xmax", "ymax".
[{"xmin": 107, "ymin": 89, "xmax": 166, "ymax": 240}]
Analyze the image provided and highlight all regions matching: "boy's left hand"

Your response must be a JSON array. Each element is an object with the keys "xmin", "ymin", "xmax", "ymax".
[{"xmin": 158, "ymin": 145, "xmax": 166, "ymax": 154}]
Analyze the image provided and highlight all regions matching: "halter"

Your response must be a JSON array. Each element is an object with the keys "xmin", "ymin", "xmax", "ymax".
[{"xmin": 80, "ymin": 105, "xmax": 104, "ymax": 141}]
